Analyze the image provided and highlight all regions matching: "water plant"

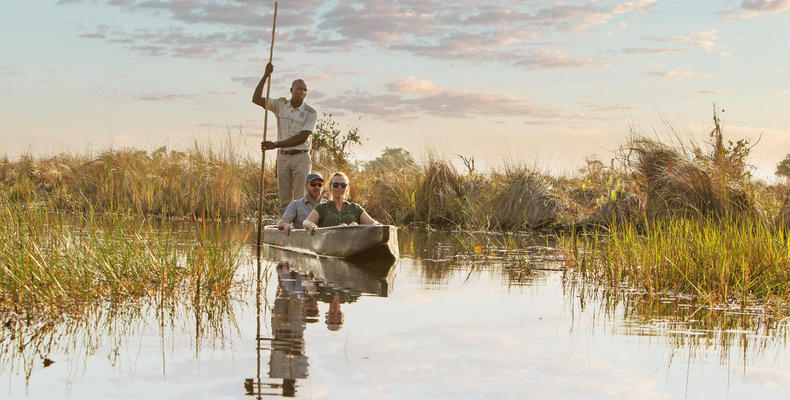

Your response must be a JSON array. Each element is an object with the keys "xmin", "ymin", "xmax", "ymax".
[
  {"xmin": 0, "ymin": 199, "xmax": 251, "ymax": 319},
  {"xmin": 565, "ymin": 217, "xmax": 790, "ymax": 308}
]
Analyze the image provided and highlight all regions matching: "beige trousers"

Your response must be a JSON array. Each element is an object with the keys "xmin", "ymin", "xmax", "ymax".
[{"xmin": 276, "ymin": 151, "xmax": 311, "ymax": 207}]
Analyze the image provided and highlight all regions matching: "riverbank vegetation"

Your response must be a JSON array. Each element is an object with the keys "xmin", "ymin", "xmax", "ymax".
[
  {"xmin": 0, "ymin": 200, "xmax": 250, "ymax": 319},
  {"xmin": 2, "ymin": 109, "xmax": 790, "ymax": 309}
]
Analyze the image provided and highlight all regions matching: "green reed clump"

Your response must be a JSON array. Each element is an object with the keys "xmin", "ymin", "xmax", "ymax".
[
  {"xmin": 0, "ymin": 200, "xmax": 249, "ymax": 318},
  {"xmin": 566, "ymin": 217, "xmax": 790, "ymax": 306}
]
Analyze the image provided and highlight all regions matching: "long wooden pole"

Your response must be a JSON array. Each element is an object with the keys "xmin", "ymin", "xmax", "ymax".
[
  {"xmin": 255, "ymin": 3, "xmax": 276, "ymax": 397},
  {"xmin": 256, "ymin": 3, "xmax": 278, "ymax": 270}
]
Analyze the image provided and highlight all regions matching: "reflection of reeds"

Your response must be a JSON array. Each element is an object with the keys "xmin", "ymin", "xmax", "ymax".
[
  {"xmin": 562, "ymin": 278, "xmax": 790, "ymax": 365},
  {"xmin": 0, "ymin": 295, "xmax": 243, "ymax": 386},
  {"xmin": 0, "ymin": 199, "xmax": 250, "ymax": 319}
]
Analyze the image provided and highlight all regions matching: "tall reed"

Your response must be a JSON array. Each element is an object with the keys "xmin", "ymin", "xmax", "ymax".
[
  {"xmin": 0, "ymin": 198, "xmax": 250, "ymax": 318},
  {"xmin": 565, "ymin": 217, "xmax": 790, "ymax": 307}
]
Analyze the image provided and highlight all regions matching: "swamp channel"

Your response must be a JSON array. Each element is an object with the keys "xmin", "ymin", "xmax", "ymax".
[{"xmin": 3, "ymin": 223, "xmax": 790, "ymax": 400}]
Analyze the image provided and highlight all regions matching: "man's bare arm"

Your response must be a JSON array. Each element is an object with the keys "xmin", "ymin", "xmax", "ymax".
[
  {"xmin": 274, "ymin": 130, "xmax": 311, "ymax": 148},
  {"xmin": 251, "ymin": 63, "xmax": 274, "ymax": 108}
]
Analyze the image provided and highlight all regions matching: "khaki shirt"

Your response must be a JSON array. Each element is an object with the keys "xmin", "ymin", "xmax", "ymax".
[{"xmin": 264, "ymin": 97, "xmax": 317, "ymax": 151}]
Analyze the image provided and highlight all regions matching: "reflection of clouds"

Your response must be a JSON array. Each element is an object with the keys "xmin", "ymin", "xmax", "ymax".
[
  {"xmin": 746, "ymin": 367, "xmax": 790, "ymax": 388},
  {"xmin": 308, "ymin": 312, "xmax": 673, "ymax": 399}
]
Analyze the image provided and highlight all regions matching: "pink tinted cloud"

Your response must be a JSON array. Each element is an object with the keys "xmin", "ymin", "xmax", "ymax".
[
  {"xmin": 320, "ymin": 76, "xmax": 588, "ymax": 121},
  {"xmin": 511, "ymin": 49, "xmax": 611, "ymax": 69},
  {"xmin": 633, "ymin": 30, "xmax": 722, "ymax": 54},
  {"xmin": 136, "ymin": 92, "xmax": 196, "ymax": 102},
  {"xmin": 104, "ymin": 0, "xmax": 323, "ymax": 28},
  {"xmin": 577, "ymin": 101, "xmax": 638, "ymax": 112},
  {"xmin": 388, "ymin": 76, "xmax": 442, "ymax": 95},
  {"xmin": 64, "ymin": 1, "xmax": 643, "ymax": 70},
  {"xmin": 646, "ymin": 68, "xmax": 710, "ymax": 79},
  {"xmin": 720, "ymin": 0, "xmax": 790, "ymax": 20},
  {"xmin": 79, "ymin": 31, "xmax": 106, "ymax": 39},
  {"xmin": 78, "ymin": 24, "xmax": 275, "ymax": 60}
]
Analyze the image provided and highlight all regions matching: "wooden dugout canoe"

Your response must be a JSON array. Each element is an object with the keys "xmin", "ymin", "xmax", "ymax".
[{"xmin": 262, "ymin": 224, "xmax": 399, "ymax": 261}]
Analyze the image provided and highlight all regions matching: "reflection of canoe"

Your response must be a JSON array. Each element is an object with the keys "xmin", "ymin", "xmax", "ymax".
[
  {"xmin": 265, "ymin": 246, "xmax": 397, "ymax": 297},
  {"xmin": 262, "ymin": 225, "xmax": 399, "ymax": 261}
]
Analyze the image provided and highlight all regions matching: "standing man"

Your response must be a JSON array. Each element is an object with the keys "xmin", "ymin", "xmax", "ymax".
[
  {"xmin": 252, "ymin": 62, "xmax": 318, "ymax": 208},
  {"xmin": 277, "ymin": 172, "xmax": 324, "ymax": 235}
]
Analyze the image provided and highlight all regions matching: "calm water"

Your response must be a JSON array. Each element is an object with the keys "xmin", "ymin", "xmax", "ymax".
[{"xmin": 3, "ymin": 228, "xmax": 790, "ymax": 399}]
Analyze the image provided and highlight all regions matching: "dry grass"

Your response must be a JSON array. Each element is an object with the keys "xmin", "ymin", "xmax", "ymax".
[
  {"xmin": 1, "ymin": 110, "xmax": 787, "ymax": 233},
  {"xmin": 0, "ymin": 143, "xmax": 278, "ymax": 219}
]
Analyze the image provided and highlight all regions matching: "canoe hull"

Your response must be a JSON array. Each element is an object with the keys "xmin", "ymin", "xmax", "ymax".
[{"xmin": 262, "ymin": 224, "xmax": 399, "ymax": 261}]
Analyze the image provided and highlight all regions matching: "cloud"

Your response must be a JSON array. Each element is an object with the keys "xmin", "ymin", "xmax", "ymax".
[
  {"xmin": 61, "ymin": 1, "xmax": 627, "ymax": 70},
  {"xmin": 698, "ymin": 89, "xmax": 732, "ymax": 95},
  {"xmin": 78, "ymin": 25, "xmax": 271, "ymax": 60},
  {"xmin": 0, "ymin": 67, "xmax": 17, "ymax": 76},
  {"xmin": 324, "ymin": 62, "xmax": 367, "ymax": 76},
  {"xmin": 719, "ymin": 0, "xmax": 790, "ymax": 20},
  {"xmin": 577, "ymin": 101, "xmax": 638, "ymax": 112},
  {"xmin": 632, "ymin": 30, "xmax": 724, "ymax": 54},
  {"xmin": 646, "ymin": 68, "xmax": 706, "ymax": 79},
  {"xmin": 230, "ymin": 76, "xmax": 260, "ymax": 87},
  {"xmin": 622, "ymin": 47, "xmax": 684, "ymax": 54},
  {"xmin": 319, "ymin": 76, "xmax": 590, "ymax": 122},
  {"xmin": 79, "ymin": 31, "xmax": 106, "ymax": 39},
  {"xmin": 135, "ymin": 92, "xmax": 197, "ymax": 102},
  {"xmin": 686, "ymin": 89, "xmax": 733, "ymax": 99},
  {"xmin": 388, "ymin": 76, "xmax": 442, "ymax": 95},
  {"xmin": 613, "ymin": 0, "xmax": 659, "ymax": 14},
  {"xmin": 102, "ymin": 0, "xmax": 323, "ymax": 28},
  {"xmin": 512, "ymin": 49, "xmax": 612, "ymax": 69}
]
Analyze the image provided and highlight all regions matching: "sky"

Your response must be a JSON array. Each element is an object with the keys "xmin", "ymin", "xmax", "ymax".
[{"xmin": 1, "ymin": 0, "xmax": 788, "ymax": 180}]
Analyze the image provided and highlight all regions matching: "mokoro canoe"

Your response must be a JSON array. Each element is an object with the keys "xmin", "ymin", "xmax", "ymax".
[
  {"xmin": 264, "ymin": 246, "xmax": 397, "ymax": 296},
  {"xmin": 262, "ymin": 224, "xmax": 399, "ymax": 261}
]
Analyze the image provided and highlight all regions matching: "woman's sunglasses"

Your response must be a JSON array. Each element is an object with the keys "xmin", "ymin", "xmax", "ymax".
[{"xmin": 332, "ymin": 182, "xmax": 347, "ymax": 188}]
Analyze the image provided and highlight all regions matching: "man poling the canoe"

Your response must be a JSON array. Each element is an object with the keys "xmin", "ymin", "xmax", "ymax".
[
  {"xmin": 252, "ymin": 63, "xmax": 318, "ymax": 210},
  {"xmin": 303, "ymin": 172, "xmax": 380, "ymax": 235},
  {"xmin": 277, "ymin": 172, "xmax": 325, "ymax": 235}
]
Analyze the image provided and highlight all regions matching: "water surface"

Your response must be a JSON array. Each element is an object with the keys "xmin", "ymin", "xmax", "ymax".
[{"xmin": 3, "ymin": 228, "xmax": 790, "ymax": 399}]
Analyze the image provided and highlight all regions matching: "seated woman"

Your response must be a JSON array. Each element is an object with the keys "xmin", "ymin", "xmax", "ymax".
[{"xmin": 303, "ymin": 172, "xmax": 379, "ymax": 233}]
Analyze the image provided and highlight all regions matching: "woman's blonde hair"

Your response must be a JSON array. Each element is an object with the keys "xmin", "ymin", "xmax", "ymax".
[
  {"xmin": 330, "ymin": 172, "xmax": 350, "ymax": 200},
  {"xmin": 330, "ymin": 171, "xmax": 349, "ymax": 183}
]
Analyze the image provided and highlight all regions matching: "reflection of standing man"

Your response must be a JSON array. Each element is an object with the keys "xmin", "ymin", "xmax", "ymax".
[
  {"xmin": 269, "ymin": 262, "xmax": 312, "ymax": 397},
  {"xmin": 252, "ymin": 62, "xmax": 318, "ymax": 208}
]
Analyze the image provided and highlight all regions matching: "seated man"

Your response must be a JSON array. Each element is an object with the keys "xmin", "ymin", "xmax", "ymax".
[{"xmin": 278, "ymin": 172, "xmax": 324, "ymax": 235}]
